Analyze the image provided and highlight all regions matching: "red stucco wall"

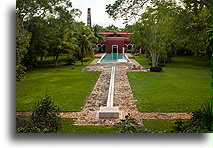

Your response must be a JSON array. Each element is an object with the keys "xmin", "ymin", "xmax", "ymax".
[
  {"xmin": 98, "ymin": 32, "xmax": 133, "ymax": 53},
  {"xmin": 105, "ymin": 37, "xmax": 124, "ymax": 53}
]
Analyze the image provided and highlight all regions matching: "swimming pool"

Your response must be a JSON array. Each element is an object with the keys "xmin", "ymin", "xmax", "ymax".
[{"xmin": 100, "ymin": 54, "xmax": 128, "ymax": 62}]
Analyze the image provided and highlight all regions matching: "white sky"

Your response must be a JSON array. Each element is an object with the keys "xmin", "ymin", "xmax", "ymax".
[
  {"xmin": 71, "ymin": 0, "xmax": 126, "ymax": 28},
  {"xmin": 70, "ymin": 0, "xmax": 183, "ymax": 28}
]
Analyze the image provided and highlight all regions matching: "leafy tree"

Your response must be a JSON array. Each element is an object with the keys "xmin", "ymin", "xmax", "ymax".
[
  {"xmin": 105, "ymin": 25, "xmax": 121, "ymax": 32},
  {"xmin": 16, "ymin": 0, "xmax": 81, "ymax": 68},
  {"xmin": 16, "ymin": 15, "xmax": 31, "ymax": 81},
  {"xmin": 130, "ymin": 1, "xmax": 179, "ymax": 67},
  {"xmin": 106, "ymin": 0, "xmax": 211, "ymax": 22},
  {"xmin": 44, "ymin": 4, "xmax": 81, "ymax": 67},
  {"xmin": 26, "ymin": 17, "xmax": 49, "ymax": 66},
  {"xmin": 16, "ymin": 0, "xmax": 81, "ymax": 23},
  {"xmin": 106, "ymin": 0, "xmax": 151, "ymax": 22}
]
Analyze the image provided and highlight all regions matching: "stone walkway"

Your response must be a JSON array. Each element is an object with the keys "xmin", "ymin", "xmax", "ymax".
[{"xmin": 16, "ymin": 53, "xmax": 192, "ymax": 126}]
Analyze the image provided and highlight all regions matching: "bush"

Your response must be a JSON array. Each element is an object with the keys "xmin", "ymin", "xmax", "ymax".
[
  {"xmin": 114, "ymin": 113, "xmax": 162, "ymax": 133},
  {"xmin": 16, "ymin": 95, "xmax": 61, "ymax": 133},
  {"xmin": 64, "ymin": 58, "xmax": 75, "ymax": 65},
  {"xmin": 31, "ymin": 95, "xmax": 61, "ymax": 132},
  {"xmin": 114, "ymin": 113, "xmax": 139, "ymax": 133},
  {"xmin": 81, "ymin": 59, "xmax": 90, "ymax": 62},
  {"xmin": 170, "ymin": 102, "xmax": 212, "ymax": 133},
  {"xmin": 157, "ymin": 63, "xmax": 166, "ymax": 67},
  {"xmin": 150, "ymin": 67, "xmax": 162, "ymax": 72}
]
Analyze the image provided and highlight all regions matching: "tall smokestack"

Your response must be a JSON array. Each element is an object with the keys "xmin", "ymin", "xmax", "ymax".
[{"xmin": 87, "ymin": 8, "xmax": 91, "ymax": 28}]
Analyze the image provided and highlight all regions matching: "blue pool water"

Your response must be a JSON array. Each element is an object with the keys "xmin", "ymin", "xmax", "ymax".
[{"xmin": 101, "ymin": 54, "xmax": 128, "ymax": 62}]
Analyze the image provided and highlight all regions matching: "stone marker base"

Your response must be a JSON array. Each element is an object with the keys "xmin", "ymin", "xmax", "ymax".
[{"xmin": 97, "ymin": 107, "xmax": 125, "ymax": 119}]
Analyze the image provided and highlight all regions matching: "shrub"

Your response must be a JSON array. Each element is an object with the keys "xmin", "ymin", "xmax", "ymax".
[
  {"xmin": 16, "ymin": 95, "xmax": 61, "ymax": 133},
  {"xmin": 114, "ymin": 113, "xmax": 139, "ymax": 133},
  {"xmin": 157, "ymin": 63, "xmax": 166, "ymax": 67},
  {"xmin": 170, "ymin": 102, "xmax": 212, "ymax": 133},
  {"xmin": 64, "ymin": 58, "xmax": 75, "ymax": 65},
  {"xmin": 114, "ymin": 113, "xmax": 160, "ymax": 133},
  {"xmin": 81, "ymin": 59, "xmax": 90, "ymax": 62},
  {"xmin": 150, "ymin": 67, "xmax": 162, "ymax": 72},
  {"xmin": 31, "ymin": 95, "xmax": 61, "ymax": 133}
]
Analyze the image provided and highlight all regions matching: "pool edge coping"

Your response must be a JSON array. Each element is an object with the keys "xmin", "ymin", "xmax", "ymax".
[{"xmin": 97, "ymin": 53, "xmax": 133, "ymax": 65}]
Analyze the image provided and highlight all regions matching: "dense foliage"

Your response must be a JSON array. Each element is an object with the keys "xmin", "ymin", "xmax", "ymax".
[
  {"xmin": 16, "ymin": 95, "xmax": 61, "ymax": 133},
  {"xmin": 16, "ymin": 0, "xmax": 99, "ymax": 80},
  {"xmin": 114, "ymin": 113, "xmax": 139, "ymax": 133},
  {"xmin": 106, "ymin": 0, "xmax": 212, "ymax": 67},
  {"xmin": 114, "ymin": 113, "xmax": 165, "ymax": 133},
  {"xmin": 170, "ymin": 102, "xmax": 212, "ymax": 133},
  {"xmin": 16, "ymin": 15, "xmax": 31, "ymax": 81}
]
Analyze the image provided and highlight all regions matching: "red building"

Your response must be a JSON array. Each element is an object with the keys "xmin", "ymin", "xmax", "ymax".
[{"xmin": 97, "ymin": 32, "xmax": 134, "ymax": 54}]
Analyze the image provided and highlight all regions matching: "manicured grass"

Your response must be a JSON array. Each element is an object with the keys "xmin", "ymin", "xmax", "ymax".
[
  {"xmin": 128, "ymin": 56, "xmax": 211, "ymax": 112},
  {"xmin": 132, "ymin": 54, "xmax": 150, "ymax": 67},
  {"xmin": 58, "ymin": 118, "xmax": 113, "ymax": 133},
  {"xmin": 142, "ymin": 119, "xmax": 175, "ymax": 132},
  {"xmin": 43, "ymin": 55, "xmax": 67, "ymax": 62},
  {"xmin": 16, "ymin": 58, "xmax": 100, "ymax": 112},
  {"xmin": 57, "ymin": 118, "xmax": 174, "ymax": 133}
]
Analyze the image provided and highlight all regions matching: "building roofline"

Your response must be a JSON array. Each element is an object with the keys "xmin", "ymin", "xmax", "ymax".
[{"xmin": 99, "ymin": 32, "xmax": 132, "ymax": 34}]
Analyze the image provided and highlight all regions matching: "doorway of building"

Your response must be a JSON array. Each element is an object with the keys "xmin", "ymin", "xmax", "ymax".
[{"xmin": 112, "ymin": 45, "xmax": 118, "ymax": 53}]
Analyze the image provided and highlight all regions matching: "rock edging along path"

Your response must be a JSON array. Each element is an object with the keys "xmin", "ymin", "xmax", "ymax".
[{"xmin": 16, "ymin": 111, "xmax": 192, "ymax": 120}]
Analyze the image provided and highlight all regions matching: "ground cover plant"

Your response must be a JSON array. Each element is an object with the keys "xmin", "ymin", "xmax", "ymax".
[
  {"xmin": 16, "ymin": 57, "xmax": 100, "ymax": 111},
  {"xmin": 128, "ymin": 55, "xmax": 211, "ymax": 112}
]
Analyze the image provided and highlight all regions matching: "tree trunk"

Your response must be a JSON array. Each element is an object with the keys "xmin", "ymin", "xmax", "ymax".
[
  {"xmin": 55, "ymin": 55, "xmax": 59, "ymax": 68},
  {"xmin": 150, "ymin": 51, "xmax": 159, "ymax": 67},
  {"xmin": 40, "ymin": 56, "xmax": 43, "ymax": 65}
]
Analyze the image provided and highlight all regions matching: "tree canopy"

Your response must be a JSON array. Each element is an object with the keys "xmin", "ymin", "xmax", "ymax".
[
  {"xmin": 107, "ymin": 0, "xmax": 212, "ymax": 67},
  {"xmin": 16, "ymin": 0, "xmax": 98, "ymax": 80},
  {"xmin": 106, "ymin": 0, "xmax": 212, "ymax": 22}
]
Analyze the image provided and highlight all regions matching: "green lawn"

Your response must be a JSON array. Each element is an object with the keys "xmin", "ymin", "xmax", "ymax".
[
  {"xmin": 142, "ymin": 119, "xmax": 175, "ymax": 132},
  {"xmin": 133, "ymin": 54, "xmax": 150, "ymax": 67},
  {"xmin": 57, "ymin": 118, "xmax": 174, "ymax": 133},
  {"xmin": 58, "ymin": 118, "xmax": 114, "ymax": 133},
  {"xmin": 128, "ymin": 56, "xmax": 211, "ymax": 112},
  {"xmin": 16, "ymin": 58, "xmax": 100, "ymax": 112}
]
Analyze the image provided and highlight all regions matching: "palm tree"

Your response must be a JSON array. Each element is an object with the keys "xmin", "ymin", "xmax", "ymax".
[
  {"xmin": 92, "ymin": 24, "xmax": 105, "ymax": 43},
  {"xmin": 75, "ymin": 26, "xmax": 98, "ymax": 65},
  {"xmin": 62, "ymin": 31, "xmax": 79, "ymax": 58}
]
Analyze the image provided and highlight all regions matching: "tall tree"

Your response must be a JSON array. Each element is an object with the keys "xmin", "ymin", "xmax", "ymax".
[
  {"xmin": 107, "ymin": 0, "xmax": 212, "ymax": 58},
  {"xmin": 130, "ymin": 1, "xmax": 182, "ymax": 67},
  {"xmin": 16, "ymin": 0, "xmax": 82, "ymax": 68},
  {"xmin": 27, "ymin": 17, "xmax": 49, "ymax": 66},
  {"xmin": 74, "ymin": 26, "xmax": 98, "ymax": 65},
  {"xmin": 16, "ymin": 15, "xmax": 31, "ymax": 81}
]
